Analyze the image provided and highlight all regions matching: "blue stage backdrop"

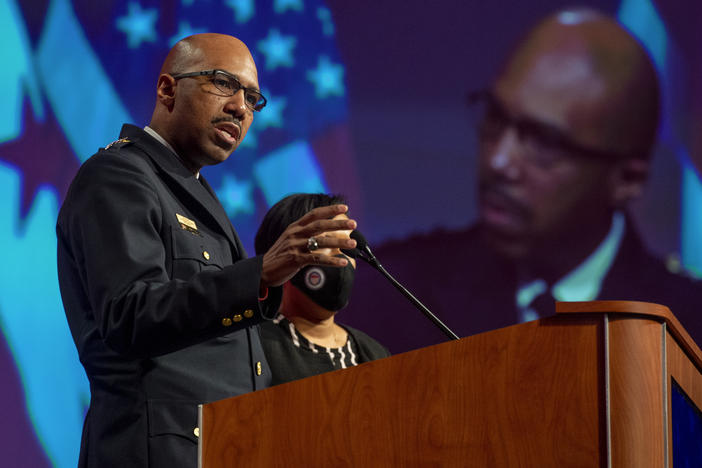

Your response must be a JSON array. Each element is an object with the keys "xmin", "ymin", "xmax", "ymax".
[
  {"xmin": 1, "ymin": 0, "xmax": 701, "ymax": 466},
  {"xmin": 1, "ymin": 0, "xmax": 356, "ymax": 466}
]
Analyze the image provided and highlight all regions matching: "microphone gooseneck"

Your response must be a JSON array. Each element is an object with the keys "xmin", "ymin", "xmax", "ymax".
[{"xmin": 343, "ymin": 230, "xmax": 459, "ymax": 341}]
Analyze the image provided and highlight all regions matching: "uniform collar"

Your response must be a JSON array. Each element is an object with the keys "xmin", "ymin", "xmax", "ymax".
[
  {"xmin": 143, "ymin": 125, "xmax": 200, "ymax": 179},
  {"xmin": 517, "ymin": 211, "xmax": 626, "ymax": 316}
]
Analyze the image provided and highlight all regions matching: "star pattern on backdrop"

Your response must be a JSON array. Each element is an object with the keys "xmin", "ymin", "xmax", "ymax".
[
  {"xmin": 306, "ymin": 55, "xmax": 345, "ymax": 98},
  {"xmin": 239, "ymin": 127, "xmax": 258, "ymax": 149},
  {"xmin": 274, "ymin": 0, "xmax": 304, "ymax": 14},
  {"xmin": 316, "ymin": 7, "xmax": 334, "ymax": 36},
  {"xmin": 218, "ymin": 173, "xmax": 255, "ymax": 217},
  {"xmin": 116, "ymin": 2, "xmax": 159, "ymax": 49},
  {"xmin": 257, "ymin": 29, "xmax": 297, "ymax": 70},
  {"xmin": 224, "ymin": 0, "xmax": 255, "ymax": 24},
  {"xmin": 0, "ymin": 98, "xmax": 79, "ymax": 217},
  {"xmin": 255, "ymin": 91, "xmax": 287, "ymax": 131},
  {"xmin": 169, "ymin": 21, "xmax": 207, "ymax": 46}
]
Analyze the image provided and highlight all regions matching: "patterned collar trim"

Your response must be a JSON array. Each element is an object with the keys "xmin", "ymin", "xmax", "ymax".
[{"xmin": 273, "ymin": 314, "xmax": 350, "ymax": 352}]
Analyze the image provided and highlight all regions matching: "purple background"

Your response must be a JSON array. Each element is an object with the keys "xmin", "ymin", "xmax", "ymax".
[{"xmin": 3, "ymin": 0, "xmax": 702, "ymax": 466}]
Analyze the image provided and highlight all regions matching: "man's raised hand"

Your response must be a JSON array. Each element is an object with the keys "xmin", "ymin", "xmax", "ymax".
[{"xmin": 260, "ymin": 204, "xmax": 357, "ymax": 288}]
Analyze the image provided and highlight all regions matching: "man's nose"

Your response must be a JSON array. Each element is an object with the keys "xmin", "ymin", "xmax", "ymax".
[
  {"xmin": 486, "ymin": 127, "xmax": 523, "ymax": 181},
  {"xmin": 224, "ymin": 89, "xmax": 248, "ymax": 116}
]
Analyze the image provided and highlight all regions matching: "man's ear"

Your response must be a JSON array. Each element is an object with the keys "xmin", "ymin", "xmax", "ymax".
[
  {"xmin": 609, "ymin": 157, "xmax": 649, "ymax": 208},
  {"xmin": 156, "ymin": 74, "xmax": 177, "ymax": 110}
]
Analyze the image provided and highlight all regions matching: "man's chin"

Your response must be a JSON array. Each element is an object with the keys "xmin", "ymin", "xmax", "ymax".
[
  {"xmin": 202, "ymin": 145, "xmax": 236, "ymax": 166},
  {"xmin": 479, "ymin": 221, "xmax": 531, "ymax": 261}
]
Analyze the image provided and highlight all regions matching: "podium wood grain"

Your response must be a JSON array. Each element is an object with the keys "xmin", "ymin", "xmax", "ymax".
[
  {"xmin": 201, "ymin": 316, "xmax": 605, "ymax": 467},
  {"xmin": 200, "ymin": 301, "xmax": 702, "ymax": 467}
]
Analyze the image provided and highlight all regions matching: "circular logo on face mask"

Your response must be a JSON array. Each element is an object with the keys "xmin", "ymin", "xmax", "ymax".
[{"xmin": 304, "ymin": 267, "xmax": 325, "ymax": 290}]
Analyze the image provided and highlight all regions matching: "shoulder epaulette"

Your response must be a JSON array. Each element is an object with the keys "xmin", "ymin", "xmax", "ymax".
[{"xmin": 104, "ymin": 138, "xmax": 132, "ymax": 150}]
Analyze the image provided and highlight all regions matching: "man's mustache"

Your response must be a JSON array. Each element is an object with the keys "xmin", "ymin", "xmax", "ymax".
[
  {"xmin": 478, "ymin": 181, "xmax": 530, "ymax": 218},
  {"xmin": 211, "ymin": 117, "xmax": 242, "ymax": 130}
]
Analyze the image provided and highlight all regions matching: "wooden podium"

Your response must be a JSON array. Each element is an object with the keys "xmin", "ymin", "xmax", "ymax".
[{"xmin": 198, "ymin": 301, "xmax": 702, "ymax": 467}]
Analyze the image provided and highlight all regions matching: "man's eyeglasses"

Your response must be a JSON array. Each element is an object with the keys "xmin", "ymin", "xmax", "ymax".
[
  {"xmin": 171, "ymin": 69, "xmax": 267, "ymax": 112},
  {"xmin": 467, "ymin": 90, "xmax": 639, "ymax": 168}
]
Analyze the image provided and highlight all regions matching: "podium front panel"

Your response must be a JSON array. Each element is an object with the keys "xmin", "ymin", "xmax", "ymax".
[{"xmin": 200, "ymin": 316, "xmax": 605, "ymax": 467}]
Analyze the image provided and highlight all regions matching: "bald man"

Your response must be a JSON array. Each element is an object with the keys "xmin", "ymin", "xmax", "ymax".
[
  {"xmin": 57, "ymin": 34, "xmax": 356, "ymax": 468},
  {"xmin": 347, "ymin": 9, "xmax": 702, "ymax": 351}
]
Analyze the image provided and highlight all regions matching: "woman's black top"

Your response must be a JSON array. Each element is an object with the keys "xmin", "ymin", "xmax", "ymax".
[{"xmin": 259, "ymin": 315, "xmax": 390, "ymax": 385}]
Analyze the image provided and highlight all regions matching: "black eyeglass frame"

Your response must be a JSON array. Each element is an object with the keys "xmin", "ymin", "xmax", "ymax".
[
  {"xmin": 467, "ymin": 89, "xmax": 644, "ymax": 164},
  {"xmin": 171, "ymin": 69, "xmax": 267, "ymax": 112}
]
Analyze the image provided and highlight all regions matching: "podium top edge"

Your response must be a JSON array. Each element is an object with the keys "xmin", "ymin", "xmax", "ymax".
[
  {"xmin": 556, "ymin": 300, "xmax": 671, "ymax": 316},
  {"xmin": 556, "ymin": 300, "xmax": 702, "ymax": 371}
]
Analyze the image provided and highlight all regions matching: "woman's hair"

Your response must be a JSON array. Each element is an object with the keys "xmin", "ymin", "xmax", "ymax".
[{"xmin": 254, "ymin": 193, "xmax": 347, "ymax": 255}]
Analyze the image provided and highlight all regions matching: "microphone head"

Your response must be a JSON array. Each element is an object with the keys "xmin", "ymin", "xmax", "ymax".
[
  {"xmin": 342, "ymin": 230, "xmax": 380, "ymax": 268},
  {"xmin": 349, "ymin": 230, "xmax": 369, "ymax": 251},
  {"xmin": 345, "ymin": 229, "xmax": 376, "ymax": 262},
  {"xmin": 350, "ymin": 230, "xmax": 377, "ymax": 262},
  {"xmin": 341, "ymin": 230, "xmax": 365, "ymax": 259}
]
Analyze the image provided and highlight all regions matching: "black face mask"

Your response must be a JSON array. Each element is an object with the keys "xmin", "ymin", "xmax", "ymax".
[{"xmin": 290, "ymin": 255, "xmax": 356, "ymax": 312}]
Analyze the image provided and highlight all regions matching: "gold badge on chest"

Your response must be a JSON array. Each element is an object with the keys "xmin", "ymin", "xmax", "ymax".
[{"xmin": 176, "ymin": 213, "xmax": 199, "ymax": 234}]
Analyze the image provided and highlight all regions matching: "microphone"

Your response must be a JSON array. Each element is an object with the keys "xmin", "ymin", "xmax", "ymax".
[
  {"xmin": 343, "ymin": 230, "xmax": 459, "ymax": 341},
  {"xmin": 342, "ymin": 230, "xmax": 377, "ymax": 265}
]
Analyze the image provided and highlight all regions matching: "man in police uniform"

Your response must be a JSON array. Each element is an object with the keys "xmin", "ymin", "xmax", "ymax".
[{"xmin": 57, "ymin": 33, "xmax": 356, "ymax": 468}]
